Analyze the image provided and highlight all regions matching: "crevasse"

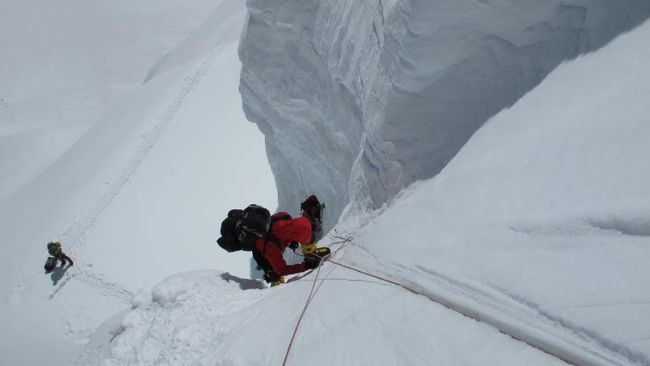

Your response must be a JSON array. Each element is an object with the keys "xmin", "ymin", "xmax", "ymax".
[{"xmin": 239, "ymin": 0, "xmax": 650, "ymax": 223}]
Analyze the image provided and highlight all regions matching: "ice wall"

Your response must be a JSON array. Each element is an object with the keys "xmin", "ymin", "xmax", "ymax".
[{"xmin": 239, "ymin": 0, "xmax": 650, "ymax": 222}]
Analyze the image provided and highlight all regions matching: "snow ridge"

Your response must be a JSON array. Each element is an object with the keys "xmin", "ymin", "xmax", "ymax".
[{"xmin": 405, "ymin": 265, "xmax": 647, "ymax": 366}]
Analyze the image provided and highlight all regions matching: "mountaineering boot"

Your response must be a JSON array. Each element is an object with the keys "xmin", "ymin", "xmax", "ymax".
[
  {"xmin": 313, "ymin": 247, "xmax": 331, "ymax": 257},
  {"xmin": 301, "ymin": 241, "xmax": 317, "ymax": 254},
  {"xmin": 270, "ymin": 276, "xmax": 285, "ymax": 287},
  {"xmin": 303, "ymin": 247, "xmax": 332, "ymax": 270}
]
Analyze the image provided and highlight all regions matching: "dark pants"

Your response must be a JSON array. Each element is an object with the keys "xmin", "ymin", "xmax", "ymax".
[{"xmin": 252, "ymin": 249, "xmax": 280, "ymax": 282}]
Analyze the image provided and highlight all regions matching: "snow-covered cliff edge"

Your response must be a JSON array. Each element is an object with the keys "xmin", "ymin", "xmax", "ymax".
[{"xmin": 239, "ymin": 0, "xmax": 650, "ymax": 221}]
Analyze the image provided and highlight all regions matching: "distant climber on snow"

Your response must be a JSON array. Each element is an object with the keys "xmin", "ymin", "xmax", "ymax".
[
  {"xmin": 44, "ymin": 241, "xmax": 74, "ymax": 273},
  {"xmin": 216, "ymin": 195, "xmax": 329, "ymax": 286}
]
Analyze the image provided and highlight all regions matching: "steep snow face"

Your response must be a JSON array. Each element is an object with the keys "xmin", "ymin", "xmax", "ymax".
[
  {"xmin": 84, "ymin": 17, "xmax": 650, "ymax": 366},
  {"xmin": 239, "ymin": 0, "xmax": 650, "ymax": 221},
  {"xmin": 350, "ymin": 18, "xmax": 650, "ymax": 364}
]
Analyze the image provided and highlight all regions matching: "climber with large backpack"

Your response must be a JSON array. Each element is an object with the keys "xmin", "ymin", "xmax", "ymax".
[
  {"xmin": 216, "ymin": 198, "xmax": 329, "ymax": 286},
  {"xmin": 44, "ymin": 241, "xmax": 74, "ymax": 273}
]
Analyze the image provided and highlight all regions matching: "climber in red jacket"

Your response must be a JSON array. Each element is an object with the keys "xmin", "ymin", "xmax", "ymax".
[{"xmin": 252, "ymin": 210, "xmax": 320, "ymax": 286}]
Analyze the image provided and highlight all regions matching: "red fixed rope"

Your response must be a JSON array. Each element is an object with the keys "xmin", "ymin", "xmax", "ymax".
[
  {"xmin": 281, "ymin": 236, "xmax": 353, "ymax": 366},
  {"xmin": 327, "ymin": 259, "xmax": 581, "ymax": 366},
  {"xmin": 281, "ymin": 261, "xmax": 324, "ymax": 366},
  {"xmin": 283, "ymin": 236, "xmax": 580, "ymax": 366}
]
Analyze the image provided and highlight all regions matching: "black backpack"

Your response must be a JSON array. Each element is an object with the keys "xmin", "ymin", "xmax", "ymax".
[
  {"xmin": 217, "ymin": 204, "xmax": 286, "ymax": 252},
  {"xmin": 44, "ymin": 257, "xmax": 57, "ymax": 272}
]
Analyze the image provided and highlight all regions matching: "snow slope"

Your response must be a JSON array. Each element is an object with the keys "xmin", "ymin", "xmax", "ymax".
[
  {"xmin": 79, "ymin": 3, "xmax": 650, "ymax": 366},
  {"xmin": 1, "ymin": 1, "xmax": 276, "ymax": 365},
  {"xmin": 0, "ymin": 0, "xmax": 219, "ymax": 202},
  {"xmin": 345, "ymin": 19, "xmax": 650, "ymax": 364},
  {"xmin": 78, "ymin": 270, "xmax": 566, "ymax": 366}
]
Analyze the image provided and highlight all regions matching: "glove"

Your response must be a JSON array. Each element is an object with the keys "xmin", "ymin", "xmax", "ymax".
[{"xmin": 304, "ymin": 253, "xmax": 321, "ymax": 270}]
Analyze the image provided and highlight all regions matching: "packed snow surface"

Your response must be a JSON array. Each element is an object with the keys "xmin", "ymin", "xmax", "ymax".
[
  {"xmin": 3, "ymin": 0, "xmax": 650, "ymax": 365},
  {"xmin": 1, "ymin": 1, "xmax": 274, "ymax": 365},
  {"xmin": 78, "ymin": 270, "xmax": 566, "ymax": 366}
]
